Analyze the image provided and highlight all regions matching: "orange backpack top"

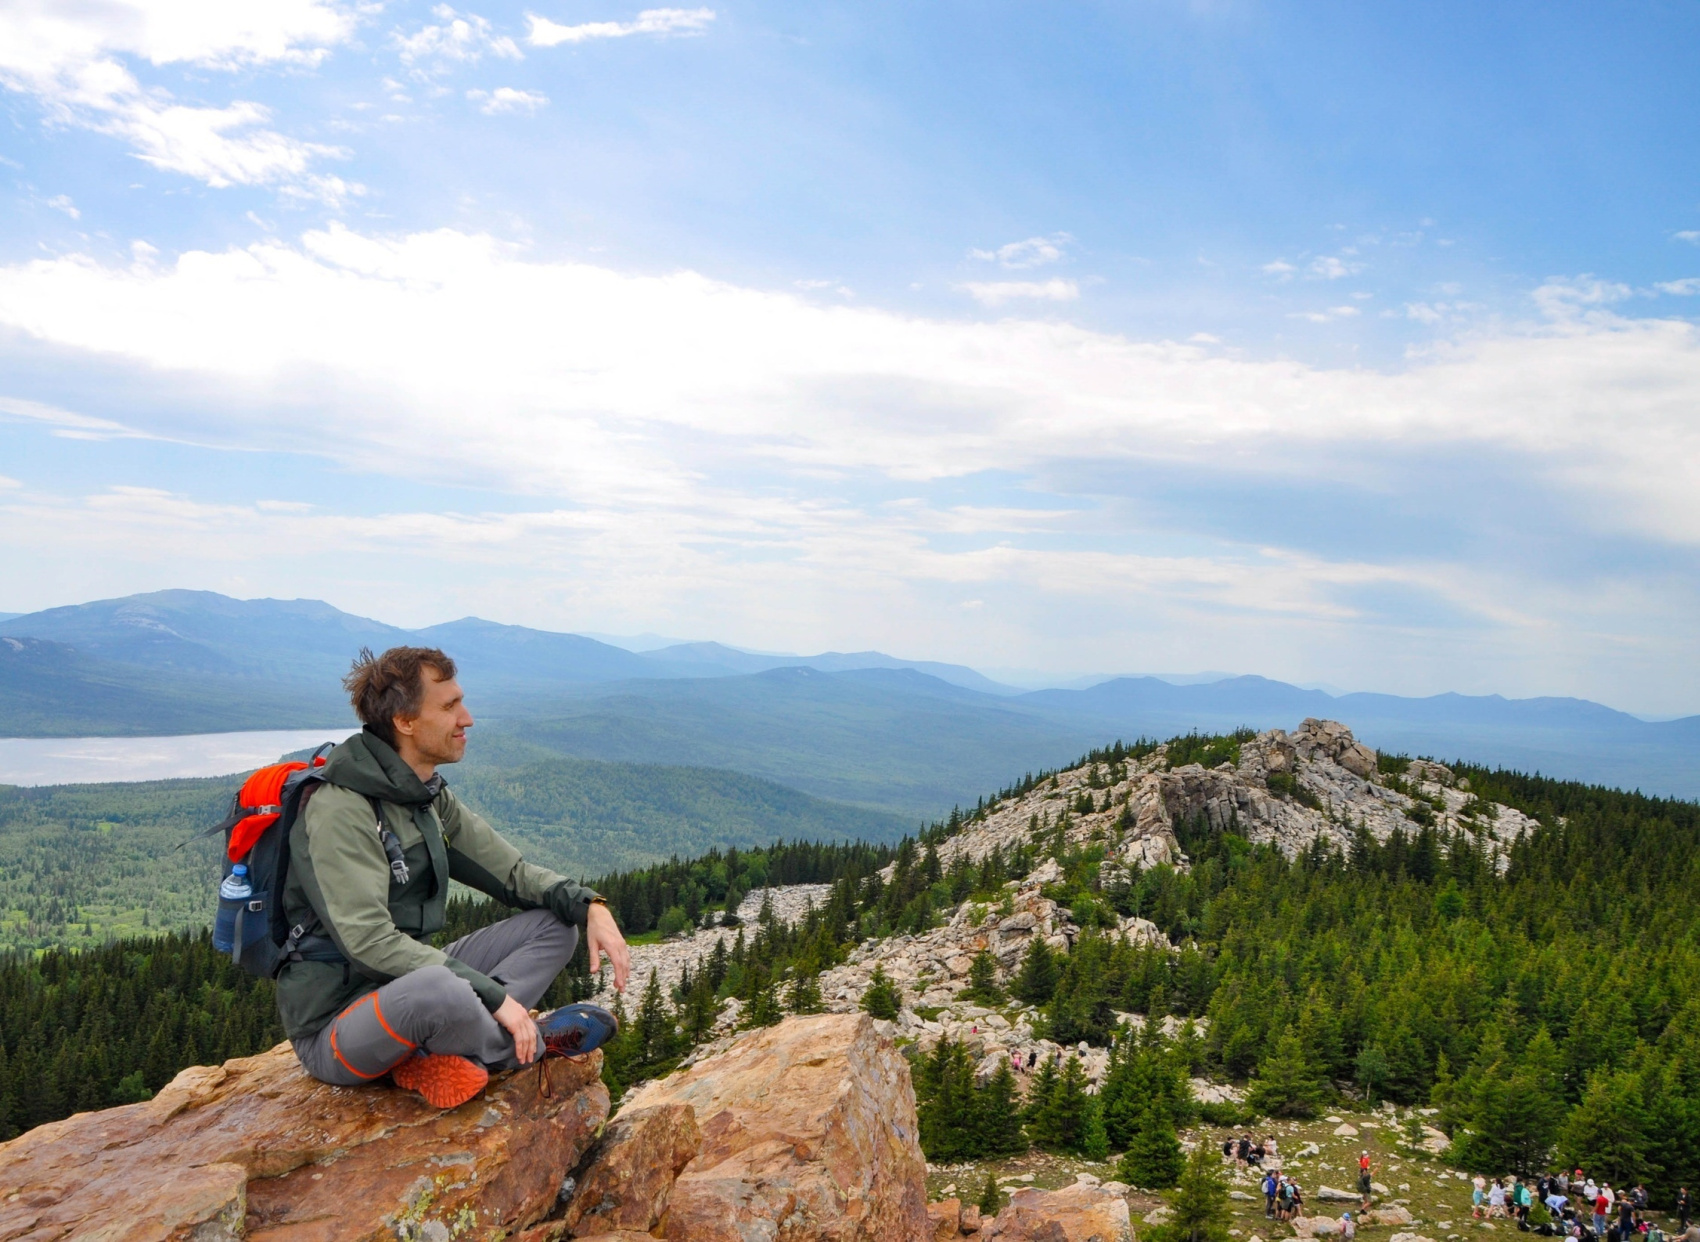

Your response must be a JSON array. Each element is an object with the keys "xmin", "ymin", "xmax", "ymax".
[{"xmin": 203, "ymin": 743, "xmax": 337, "ymax": 974}]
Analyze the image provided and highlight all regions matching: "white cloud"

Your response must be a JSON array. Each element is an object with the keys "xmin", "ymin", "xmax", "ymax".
[
  {"xmin": 1288, "ymin": 305, "xmax": 1360, "ymax": 323},
  {"xmin": 969, "ymin": 233, "xmax": 1071, "ymax": 269},
  {"xmin": 0, "ymin": 475, "xmax": 19, "ymax": 489},
  {"xmin": 1309, "ymin": 254, "xmax": 1364, "ymax": 280},
  {"xmin": 0, "ymin": 0, "xmax": 360, "ymax": 199},
  {"xmin": 467, "ymin": 86, "xmax": 547, "ymax": 114},
  {"xmin": 2, "ymin": 230, "xmax": 1699, "ymax": 706},
  {"xmin": 1675, "ymin": 231, "xmax": 1700, "ymax": 245},
  {"xmin": 525, "ymin": 7, "xmax": 714, "ymax": 47},
  {"xmin": 960, "ymin": 278, "xmax": 1079, "ymax": 306},
  {"xmin": 395, "ymin": 7, "xmax": 521, "ymax": 71},
  {"xmin": 0, "ymin": 228, "xmax": 1691, "ymax": 508},
  {"xmin": 45, "ymin": 194, "xmax": 79, "ymax": 219},
  {"xmin": 0, "ymin": 395, "xmax": 146, "ymax": 440},
  {"xmin": 1532, "ymin": 275, "xmax": 1631, "ymax": 320},
  {"xmin": 1655, "ymin": 278, "xmax": 1700, "ymax": 296},
  {"xmin": 1261, "ymin": 259, "xmax": 1295, "ymax": 279}
]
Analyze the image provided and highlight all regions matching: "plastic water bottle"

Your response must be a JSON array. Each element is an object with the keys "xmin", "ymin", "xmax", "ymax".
[{"xmin": 213, "ymin": 864, "xmax": 253, "ymax": 960}]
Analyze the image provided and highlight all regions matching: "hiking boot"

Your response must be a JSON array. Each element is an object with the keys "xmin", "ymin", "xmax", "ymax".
[
  {"xmin": 538, "ymin": 1003, "xmax": 619, "ymax": 1059},
  {"xmin": 390, "ymin": 1051, "xmax": 489, "ymax": 1109}
]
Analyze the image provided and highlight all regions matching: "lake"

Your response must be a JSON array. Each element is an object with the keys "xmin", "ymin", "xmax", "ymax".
[{"xmin": 0, "ymin": 728, "xmax": 359, "ymax": 787}]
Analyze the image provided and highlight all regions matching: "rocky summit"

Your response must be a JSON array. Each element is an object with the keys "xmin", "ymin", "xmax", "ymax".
[{"xmin": 927, "ymin": 718, "xmax": 1535, "ymax": 874}]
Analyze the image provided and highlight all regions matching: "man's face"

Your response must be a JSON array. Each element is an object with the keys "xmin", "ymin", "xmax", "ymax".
[{"xmin": 394, "ymin": 670, "xmax": 473, "ymax": 766}]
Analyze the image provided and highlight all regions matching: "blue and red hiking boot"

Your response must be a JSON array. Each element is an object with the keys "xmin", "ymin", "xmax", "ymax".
[{"xmin": 537, "ymin": 1002, "xmax": 619, "ymax": 1060}]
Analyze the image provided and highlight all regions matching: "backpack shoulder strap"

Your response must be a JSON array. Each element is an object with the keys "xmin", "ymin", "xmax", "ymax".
[{"xmin": 367, "ymin": 795, "xmax": 412, "ymax": 886}]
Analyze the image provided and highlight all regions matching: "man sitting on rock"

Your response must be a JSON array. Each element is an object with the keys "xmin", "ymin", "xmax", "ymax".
[{"xmin": 277, "ymin": 645, "xmax": 631, "ymax": 1108}]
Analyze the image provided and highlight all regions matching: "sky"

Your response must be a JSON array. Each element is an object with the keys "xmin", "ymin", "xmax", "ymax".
[{"xmin": 1, "ymin": 1, "xmax": 1698, "ymax": 714}]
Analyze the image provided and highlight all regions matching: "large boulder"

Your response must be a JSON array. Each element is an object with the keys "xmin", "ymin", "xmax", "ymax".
[
  {"xmin": 985, "ymin": 1183, "xmax": 1133, "ymax": 1241},
  {"xmin": 1362, "ymin": 1205, "xmax": 1414, "ymax": 1226},
  {"xmin": 1292, "ymin": 1217, "xmax": 1346, "ymax": 1237},
  {"xmin": 0, "ymin": 1042, "xmax": 608, "ymax": 1241},
  {"xmin": 1291, "ymin": 719, "xmax": 1378, "ymax": 780},
  {"xmin": 561, "ymin": 1102, "xmax": 701, "ymax": 1236},
  {"xmin": 617, "ymin": 1012, "xmax": 929, "ymax": 1241},
  {"xmin": 929, "ymin": 1197, "xmax": 963, "ymax": 1239}
]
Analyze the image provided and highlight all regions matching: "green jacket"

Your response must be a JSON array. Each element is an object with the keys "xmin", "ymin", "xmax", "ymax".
[{"xmin": 275, "ymin": 729, "xmax": 599, "ymax": 1040}]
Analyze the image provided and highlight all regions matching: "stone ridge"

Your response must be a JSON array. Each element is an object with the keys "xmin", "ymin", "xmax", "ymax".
[{"xmin": 933, "ymin": 718, "xmax": 1537, "ymax": 875}]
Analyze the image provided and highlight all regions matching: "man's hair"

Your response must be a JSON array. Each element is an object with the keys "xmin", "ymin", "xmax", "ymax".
[{"xmin": 343, "ymin": 646, "xmax": 457, "ymax": 747}]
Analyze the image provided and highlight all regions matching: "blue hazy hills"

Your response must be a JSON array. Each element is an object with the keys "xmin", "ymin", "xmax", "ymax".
[{"xmin": 3, "ymin": 590, "xmax": 1696, "ymax": 811}]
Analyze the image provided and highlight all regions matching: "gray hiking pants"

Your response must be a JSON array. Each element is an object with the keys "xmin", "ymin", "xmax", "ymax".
[{"xmin": 292, "ymin": 907, "xmax": 578, "ymax": 1086}]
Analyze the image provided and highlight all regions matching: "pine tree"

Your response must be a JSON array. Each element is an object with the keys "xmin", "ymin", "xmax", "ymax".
[
  {"xmin": 1012, "ymin": 936, "xmax": 1060, "ymax": 1006},
  {"xmin": 1557, "ymin": 1066, "xmax": 1650, "ymax": 1185},
  {"xmin": 960, "ymin": 950, "xmax": 1006, "ymax": 1005},
  {"xmin": 916, "ymin": 1038, "xmax": 980, "ymax": 1161},
  {"xmin": 1030, "ymin": 1055, "xmax": 1090, "ymax": 1153},
  {"xmin": 1118, "ymin": 1101, "xmax": 1184, "ymax": 1188},
  {"xmin": 788, "ymin": 970, "xmax": 823, "ymax": 1014},
  {"xmin": 743, "ymin": 975, "xmax": 784, "ymax": 1029},
  {"xmin": 1247, "ymin": 1026, "xmax": 1323, "ymax": 1118},
  {"xmin": 1082, "ymin": 1094, "xmax": 1110, "ymax": 1160},
  {"xmin": 679, "ymin": 966, "xmax": 719, "ymax": 1043},
  {"xmin": 634, "ymin": 968, "xmax": 675, "ymax": 1065},
  {"xmin": 1450, "ymin": 1025, "xmax": 1564, "ymax": 1174},
  {"xmin": 977, "ymin": 1171, "xmax": 1004, "ymax": 1218},
  {"xmin": 860, "ymin": 965, "xmax": 901, "ymax": 1020},
  {"xmin": 1146, "ymin": 1138, "xmax": 1231, "ymax": 1242},
  {"xmin": 1023, "ymin": 1055, "xmax": 1060, "ymax": 1145},
  {"xmin": 977, "ymin": 1062, "xmax": 1027, "ymax": 1156}
]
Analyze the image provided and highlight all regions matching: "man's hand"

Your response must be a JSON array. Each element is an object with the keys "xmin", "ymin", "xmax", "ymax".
[
  {"xmin": 586, "ymin": 902, "xmax": 631, "ymax": 993},
  {"xmin": 494, "ymin": 994, "xmax": 538, "ymax": 1063}
]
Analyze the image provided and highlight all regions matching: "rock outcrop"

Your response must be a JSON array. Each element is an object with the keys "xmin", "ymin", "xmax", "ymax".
[
  {"xmin": 0, "ymin": 1042, "xmax": 608, "ymax": 1242},
  {"xmin": 612, "ymin": 1011, "xmax": 929, "ymax": 1241},
  {"xmin": 560, "ymin": 1102, "xmax": 701, "ymax": 1236},
  {"xmin": 928, "ymin": 719, "xmax": 1536, "ymax": 879},
  {"xmin": 984, "ymin": 1182, "xmax": 1134, "ymax": 1241}
]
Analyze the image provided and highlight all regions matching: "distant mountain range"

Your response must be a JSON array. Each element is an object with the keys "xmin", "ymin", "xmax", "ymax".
[{"xmin": 4, "ymin": 590, "xmax": 1698, "ymax": 808}]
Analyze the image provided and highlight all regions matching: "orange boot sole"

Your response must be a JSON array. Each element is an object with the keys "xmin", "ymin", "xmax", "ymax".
[{"xmin": 390, "ymin": 1053, "xmax": 489, "ymax": 1109}]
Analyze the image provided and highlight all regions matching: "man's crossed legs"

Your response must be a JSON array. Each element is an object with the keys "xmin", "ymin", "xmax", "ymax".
[{"xmin": 294, "ymin": 908, "xmax": 578, "ymax": 1092}]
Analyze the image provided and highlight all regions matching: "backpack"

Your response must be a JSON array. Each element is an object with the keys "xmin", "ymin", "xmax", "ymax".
[{"xmin": 200, "ymin": 744, "xmax": 336, "ymax": 977}]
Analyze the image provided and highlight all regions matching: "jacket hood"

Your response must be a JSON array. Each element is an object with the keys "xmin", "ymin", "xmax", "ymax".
[{"xmin": 318, "ymin": 728, "xmax": 440, "ymax": 806}]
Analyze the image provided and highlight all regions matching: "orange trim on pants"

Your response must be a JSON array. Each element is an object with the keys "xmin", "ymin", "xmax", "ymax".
[{"xmin": 327, "ymin": 991, "xmax": 417, "ymax": 1080}]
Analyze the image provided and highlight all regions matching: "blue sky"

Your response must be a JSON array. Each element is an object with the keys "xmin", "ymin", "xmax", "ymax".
[{"xmin": 1, "ymin": 1, "xmax": 1698, "ymax": 712}]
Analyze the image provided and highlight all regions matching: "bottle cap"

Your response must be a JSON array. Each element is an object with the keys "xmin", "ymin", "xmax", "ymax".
[{"xmin": 233, "ymin": 864, "xmax": 248, "ymax": 875}]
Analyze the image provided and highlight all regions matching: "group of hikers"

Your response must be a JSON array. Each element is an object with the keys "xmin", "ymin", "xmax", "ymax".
[
  {"xmin": 1491, "ymin": 1172, "xmax": 1697, "ymax": 1242},
  {"xmin": 1228, "ymin": 1134, "xmax": 1697, "ymax": 1242}
]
